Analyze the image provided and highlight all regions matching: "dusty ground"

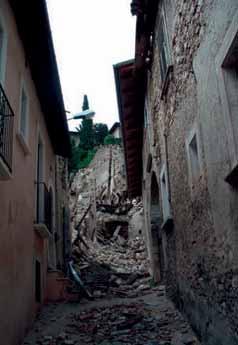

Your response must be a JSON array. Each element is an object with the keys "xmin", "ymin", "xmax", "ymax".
[{"xmin": 23, "ymin": 287, "xmax": 201, "ymax": 345}]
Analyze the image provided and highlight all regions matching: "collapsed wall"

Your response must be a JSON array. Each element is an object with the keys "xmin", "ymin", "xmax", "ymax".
[
  {"xmin": 70, "ymin": 144, "xmax": 146, "ymax": 243},
  {"xmin": 70, "ymin": 144, "xmax": 128, "ymax": 241},
  {"xmin": 69, "ymin": 144, "xmax": 149, "ymax": 298}
]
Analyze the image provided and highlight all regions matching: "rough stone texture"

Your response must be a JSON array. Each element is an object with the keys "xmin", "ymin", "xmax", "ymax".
[
  {"xmin": 128, "ymin": 200, "xmax": 144, "ymax": 238},
  {"xmin": 70, "ymin": 144, "xmax": 127, "ymax": 242},
  {"xmin": 142, "ymin": 0, "xmax": 238, "ymax": 344},
  {"xmin": 23, "ymin": 290, "xmax": 201, "ymax": 345}
]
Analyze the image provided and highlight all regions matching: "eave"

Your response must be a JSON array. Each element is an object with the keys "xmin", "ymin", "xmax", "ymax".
[
  {"xmin": 9, "ymin": 0, "xmax": 71, "ymax": 157},
  {"xmin": 131, "ymin": 0, "xmax": 159, "ymax": 71},
  {"xmin": 114, "ymin": 60, "xmax": 145, "ymax": 198}
]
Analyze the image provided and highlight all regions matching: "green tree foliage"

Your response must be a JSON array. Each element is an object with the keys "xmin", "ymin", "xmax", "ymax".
[
  {"xmin": 82, "ymin": 94, "xmax": 89, "ymax": 111},
  {"xmin": 78, "ymin": 148, "xmax": 97, "ymax": 169},
  {"xmin": 69, "ymin": 119, "xmax": 121, "ymax": 174},
  {"xmin": 68, "ymin": 140, "xmax": 87, "ymax": 172},
  {"xmin": 94, "ymin": 123, "xmax": 108, "ymax": 146},
  {"xmin": 104, "ymin": 134, "xmax": 121, "ymax": 145},
  {"xmin": 69, "ymin": 139, "xmax": 97, "ymax": 172},
  {"xmin": 104, "ymin": 134, "xmax": 115, "ymax": 145},
  {"xmin": 78, "ymin": 118, "xmax": 94, "ymax": 151}
]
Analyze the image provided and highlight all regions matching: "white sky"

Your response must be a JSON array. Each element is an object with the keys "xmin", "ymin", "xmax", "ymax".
[{"xmin": 46, "ymin": 0, "xmax": 136, "ymax": 131}]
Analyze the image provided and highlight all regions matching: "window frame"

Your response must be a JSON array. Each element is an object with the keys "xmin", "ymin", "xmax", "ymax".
[
  {"xmin": 160, "ymin": 163, "xmax": 171, "ymax": 221},
  {"xmin": 186, "ymin": 125, "xmax": 202, "ymax": 189},
  {"xmin": 157, "ymin": 3, "xmax": 173, "ymax": 99},
  {"xmin": 0, "ymin": 9, "xmax": 8, "ymax": 87},
  {"xmin": 17, "ymin": 80, "xmax": 30, "ymax": 155},
  {"xmin": 215, "ymin": 8, "xmax": 238, "ymax": 184}
]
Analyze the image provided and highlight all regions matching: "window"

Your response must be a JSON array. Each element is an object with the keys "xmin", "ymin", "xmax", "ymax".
[
  {"xmin": 216, "ymin": 9, "xmax": 238, "ymax": 185},
  {"xmin": 189, "ymin": 134, "xmax": 200, "ymax": 181},
  {"xmin": 144, "ymin": 106, "xmax": 148, "ymax": 128},
  {"xmin": 36, "ymin": 136, "xmax": 44, "ymax": 222},
  {"xmin": 0, "ymin": 12, "xmax": 7, "ymax": 85},
  {"xmin": 20, "ymin": 87, "xmax": 28, "ymax": 138},
  {"xmin": 186, "ymin": 126, "xmax": 201, "ymax": 187},
  {"xmin": 146, "ymin": 154, "xmax": 152, "ymax": 173},
  {"xmin": 0, "ymin": 26, "xmax": 4, "ymax": 78},
  {"xmin": 160, "ymin": 164, "xmax": 171, "ymax": 221},
  {"xmin": 158, "ymin": 5, "xmax": 172, "ymax": 90},
  {"xmin": 17, "ymin": 83, "xmax": 30, "ymax": 154}
]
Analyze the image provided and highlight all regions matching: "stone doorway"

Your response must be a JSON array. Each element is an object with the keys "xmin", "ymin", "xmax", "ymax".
[{"xmin": 150, "ymin": 172, "xmax": 164, "ymax": 282}]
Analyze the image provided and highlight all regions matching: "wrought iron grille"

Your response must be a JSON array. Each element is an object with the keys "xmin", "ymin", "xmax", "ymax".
[
  {"xmin": 0, "ymin": 83, "xmax": 14, "ymax": 172},
  {"xmin": 35, "ymin": 182, "xmax": 52, "ymax": 232}
]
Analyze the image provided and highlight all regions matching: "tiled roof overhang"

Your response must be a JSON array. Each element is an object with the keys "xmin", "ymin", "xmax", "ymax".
[
  {"xmin": 114, "ymin": 60, "xmax": 145, "ymax": 198},
  {"xmin": 10, "ymin": 0, "xmax": 71, "ymax": 157},
  {"xmin": 131, "ymin": 0, "xmax": 159, "ymax": 71}
]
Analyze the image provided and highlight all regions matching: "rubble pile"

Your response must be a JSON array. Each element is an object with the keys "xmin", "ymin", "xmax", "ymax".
[
  {"xmin": 68, "ymin": 303, "xmax": 160, "ymax": 344},
  {"xmin": 65, "ymin": 301, "xmax": 199, "ymax": 345},
  {"xmin": 68, "ymin": 144, "xmax": 150, "ymax": 301},
  {"xmin": 72, "ymin": 232, "xmax": 152, "ymax": 299},
  {"xmin": 27, "ymin": 293, "xmax": 200, "ymax": 345}
]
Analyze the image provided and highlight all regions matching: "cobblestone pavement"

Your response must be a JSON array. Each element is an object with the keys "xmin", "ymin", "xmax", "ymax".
[{"xmin": 23, "ymin": 288, "xmax": 201, "ymax": 345}]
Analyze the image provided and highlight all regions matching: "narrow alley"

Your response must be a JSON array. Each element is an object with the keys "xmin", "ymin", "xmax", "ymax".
[
  {"xmin": 23, "ymin": 294, "xmax": 199, "ymax": 345},
  {"xmin": 23, "ymin": 238, "xmax": 200, "ymax": 345},
  {"xmin": 1, "ymin": 0, "xmax": 238, "ymax": 344},
  {"xmin": 23, "ymin": 142, "xmax": 200, "ymax": 345}
]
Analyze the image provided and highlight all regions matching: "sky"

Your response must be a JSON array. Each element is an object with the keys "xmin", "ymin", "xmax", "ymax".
[{"xmin": 46, "ymin": 0, "xmax": 136, "ymax": 132}]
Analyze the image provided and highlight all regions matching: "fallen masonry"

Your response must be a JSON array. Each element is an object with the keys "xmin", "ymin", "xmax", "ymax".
[
  {"xmin": 23, "ymin": 291, "xmax": 201, "ymax": 345},
  {"xmin": 68, "ymin": 145, "xmax": 149, "ymax": 300},
  {"xmin": 23, "ymin": 148, "xmax": 201, "ymax": 344},
  {"xmin": 23, "ymin": 209, "xmax": 201, "ymax": 345},
  {"xmin": 71, "ymin": 233, "xmax": 152, "ymax": 299},
  {"xmin": 69, "ymin": 182, "xmax": 151, "ymax": 299}
]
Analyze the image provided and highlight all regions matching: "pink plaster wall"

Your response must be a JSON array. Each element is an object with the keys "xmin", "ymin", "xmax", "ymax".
[{"xmin": 0, "ymin": 2, "xmax": 57, "ymax": 344}]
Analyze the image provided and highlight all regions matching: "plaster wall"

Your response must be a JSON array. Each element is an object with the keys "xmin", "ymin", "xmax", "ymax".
[
  {"xmin": 111, "ymin": 127, "xmax": 121, "ymax": 139},
  {"xmin": 55, "ymin": 156, "xmax": 71, "ymax": 271},
  {"xmin": 0, "ymin": 2, "xmax": 57, "ymax": 344}
]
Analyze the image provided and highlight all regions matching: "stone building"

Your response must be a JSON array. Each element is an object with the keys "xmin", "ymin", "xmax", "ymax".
[
  {"xmin": 109, "ymin": 122, "xmax": 122, "ymax": 139},
  {"xmin": 0, "ymin": 1, "xmax": 71, "ymax": 344},
  {"xmin": 115, "ymin": 0, "xmax": 238, "ymax": 344}
]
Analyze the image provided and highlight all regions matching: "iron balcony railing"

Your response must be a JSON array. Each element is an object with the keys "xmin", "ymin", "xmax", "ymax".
[
  {"xmin": 0, "ymin": 83, "xmax": 14, "ymax": 172},
  {"xmin": 35, "ymin": 182, "xmax": 52, "ymax": 232}
]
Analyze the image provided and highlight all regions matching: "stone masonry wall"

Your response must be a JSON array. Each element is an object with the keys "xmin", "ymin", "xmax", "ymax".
[{"xmin": 143, "ymin": 0, "xmax": 238, "ymax": 343}]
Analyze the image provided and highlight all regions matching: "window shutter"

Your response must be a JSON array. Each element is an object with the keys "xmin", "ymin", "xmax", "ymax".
[{"xmin": 20, "ymin": 88, "xmax": 27, "ymax": 137}]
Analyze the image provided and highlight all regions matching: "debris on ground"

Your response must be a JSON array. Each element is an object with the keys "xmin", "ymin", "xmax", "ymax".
[
  {"xmin": 68, "ymin": 144, "xmax": 148, "ymax": 301},
  {"xmin": 71, "ymin": 219, "xmax": 152, "ymax": 300},
  {"xmin": 23, "ymin": 291, "xmax": 201, "ymax": 345}
]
